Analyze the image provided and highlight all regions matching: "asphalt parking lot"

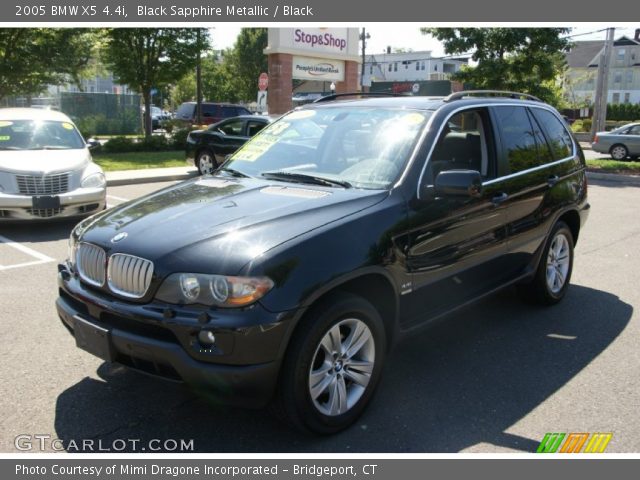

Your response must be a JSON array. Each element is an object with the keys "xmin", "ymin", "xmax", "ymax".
[{"xmin": 0, "ymin": 178, "xmax": 639, "ymax": 453}]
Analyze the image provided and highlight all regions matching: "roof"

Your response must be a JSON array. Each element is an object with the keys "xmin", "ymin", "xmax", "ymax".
[
  {"xmin": 566, "ymin": 36, "xmax": 640, "ymax": 68},
  {"xmin": 301, "ymin": 94, "xmax": 547, "ymax": 111},
  {"xmin": 0, "ymin": 107, "xmax": 73, "ymax": 122},
  {"xmin": 565, "ymin": 41, "xmax": 605, "ymax": 68}
]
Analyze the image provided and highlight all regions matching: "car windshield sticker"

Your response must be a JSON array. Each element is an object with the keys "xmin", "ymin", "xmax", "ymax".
[
  {"xmin": 232, "ymin": 135, "xmax": 278, "ymax": 162},
  {"xmin": 61, "ymin": 122, "xmax": 74, "ymax": 130},
  {"xmin": 400, "ymin": 113, "xmax": 427, "ymax": 126},
  {"xmin": 0, "ymin": 135, "xmax": 10, "ymax": 141},
  {"xmin": 0, "ymin": 121, "xmax": 13, "ymax": 128}
]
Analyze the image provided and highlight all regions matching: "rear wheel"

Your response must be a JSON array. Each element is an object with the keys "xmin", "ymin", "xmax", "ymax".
[
  {"xmin": 519, "ymin": 221, "xmax": 574, "ymax": 305},
  {"xmin": 610, "ymin": 144, "xmax": 628, "ymax": 160},
  {"xmin": 273, "ymin": 293, "xmax": 386, "ymax": 434},
  {"xmin": 196, "ymin": 149, "xmax": 216, "ymax": 175}
]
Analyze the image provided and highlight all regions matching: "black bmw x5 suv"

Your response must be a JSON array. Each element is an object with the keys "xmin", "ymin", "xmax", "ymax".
[{"xmin": 57, "ymin": 91, "xmax": 589, "ymax": 434}]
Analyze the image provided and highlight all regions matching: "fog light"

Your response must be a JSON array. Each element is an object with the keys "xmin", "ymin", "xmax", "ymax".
[{"xmin": 198, "ymin": 330, "xmax": 216, "ymax": 346}]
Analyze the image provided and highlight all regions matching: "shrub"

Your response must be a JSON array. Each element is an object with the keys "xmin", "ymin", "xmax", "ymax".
[
  {"xmin": 171, "ymin": 127, "xmax": 199, "ymax": 150},
  {"xmin": 102, "ymin": 136, "xmax": 137, "ymax": 153},
  {"xmin": 139, "ymin": 135, "xmax": 169, "ymax": 151}
]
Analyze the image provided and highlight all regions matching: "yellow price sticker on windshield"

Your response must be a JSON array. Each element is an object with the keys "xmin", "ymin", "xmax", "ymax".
[
  {"xmin": 233, "ymin": 135, "xmax": 278, "ymax": 162},
  {"xmin": 0, "ymin": 135, "xmax": 10, "ymax": 141},
  {"xmin": 61, "ymin": 122, "xmax": 74, "ymax": 130},
  {"xmin": 400, "ymin": 113, "xmax": 426, "ymax": 125},
  {"xmin": 0, "ymin": 121, "xmax": 13, "ymax": 128}
]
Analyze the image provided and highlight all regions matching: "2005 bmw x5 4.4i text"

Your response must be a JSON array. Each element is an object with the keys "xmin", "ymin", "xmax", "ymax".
[{"xmin": 57, "ymin": 91, "xmax": 589, "ymax": 434}]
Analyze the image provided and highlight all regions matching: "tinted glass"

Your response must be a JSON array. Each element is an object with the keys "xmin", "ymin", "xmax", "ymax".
[
  {"xmin": 0, "ymin": 120, "xmax": 85, "ymax": 150},
  {"xmin": 495, "ymin": 106, "xmax": 546, "ymax": 173},
  {"xmin": 221, "ymin": 106, "xmax": 238, "ymax": 117},
  {"xmin": 226, "ymin": 107, "xmax": 431, "ymax": 189},
  {"xmin": 218, "ymin": 120, "xmax": 244, "ymax": 136},
  {"xmin": 629, "ymin": 125, "xmax": 640, "ymax": 135},
  {"xmin": 202, "ymin": 104, "xmax": 220, "ymax": 117},
  {"xmin": 247, "ymin": 121, "xmax": 267, "ymax": 137},
  {"xmin": 530, "ymin": 108, "xmax": 573, "ymax": 160}
]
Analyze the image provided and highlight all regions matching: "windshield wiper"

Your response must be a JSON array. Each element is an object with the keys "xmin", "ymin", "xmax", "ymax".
[
  {"xmin": 261, "ymin": 171, "xmax": 352, "ymax": 189},
  {"xmin": 219, "ymin": 167, "xmax": 251, "ymax": 178}
]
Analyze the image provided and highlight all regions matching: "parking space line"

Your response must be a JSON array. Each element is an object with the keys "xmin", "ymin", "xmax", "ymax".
[{"xmin": 0, "ymin": 234, "xmax": 55, "ymax": 271}]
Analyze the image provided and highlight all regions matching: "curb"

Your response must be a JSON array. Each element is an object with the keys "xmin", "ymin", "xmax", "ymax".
[
  {"xmin": 106, "ymin": 171, "xmax": 198, "ymax": 187},
  {"xmin": 586, "ymin": 171, "xmax": 640, "ymax": 186}
]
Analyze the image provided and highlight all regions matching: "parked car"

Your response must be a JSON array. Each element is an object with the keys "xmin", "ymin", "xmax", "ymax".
[
  {"xmin": 0, "ymin": 108, "xmax": 106, "ymax": 221},
  {"xmin": 592, "ymin": 123, "xmax": 640, "ymax": 160},
  {"xmin": 150, "ymin": 106, "xmax": 171, "ymax": 130},
  {"xmin": 175, "ymin": 102, "xmax": 252, "ymax": 126},
  {"xmin": 186, "ymin": 115, "xmax": 273, "ymax": 174},
  {"xmin": 57, "ymin": 91, "xmax": 589, "ymax": 433}
]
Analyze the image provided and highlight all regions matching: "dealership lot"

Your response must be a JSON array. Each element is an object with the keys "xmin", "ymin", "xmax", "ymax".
[{"xmin": 0, "ymin": 179, "xmax": 639, "ymax": 452}]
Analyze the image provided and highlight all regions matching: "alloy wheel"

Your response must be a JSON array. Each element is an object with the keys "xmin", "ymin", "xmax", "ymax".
[{"xmin": 546, "ymin": 233, "xmax": 571, "ymax": 294}]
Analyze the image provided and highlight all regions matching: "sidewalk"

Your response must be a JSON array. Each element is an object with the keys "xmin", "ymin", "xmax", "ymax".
[{"xmin": 105, "ymin": 166, "xmax": 198, "ymax": 186}]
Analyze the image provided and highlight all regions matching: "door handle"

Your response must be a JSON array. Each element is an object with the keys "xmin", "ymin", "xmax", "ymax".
[
  {"xmin": 491, "ymin": 192, "xmax": 509, "ymax": 205},
  {"xmin": 547, "ymin": 175, "xmax": 560, "ymax": 187}
]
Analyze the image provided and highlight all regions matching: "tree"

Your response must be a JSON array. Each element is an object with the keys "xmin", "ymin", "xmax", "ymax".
[
  {"xmin": 102, "ymin": 28, "xmax": 209, "ymax": 136},
  {"xmin": 223, "ymin": 28, "xmax": 268, "ymax": 103},
  {"xmin": 0, "ymin": 28, "xmax": 95, "ymax": 101},
  {"xmin": 422, "ymin": 28, "xmax": 572, "ymax": 106}
]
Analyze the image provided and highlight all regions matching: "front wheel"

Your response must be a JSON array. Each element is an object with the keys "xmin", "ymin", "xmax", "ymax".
[
  {"xmin": 610, "ymin": 144, "xmax": 628, "ymax": 160},
  {"xmin": 273, "ymin": 293, "xmax": 386, "ymax": 434},
  {"xmin": 519, "ymin": 221, "xmax": 574, "ymax": 305},
  {"xmin": 196, "ymin": 149, "xmax": 217, "ymax": 175}
]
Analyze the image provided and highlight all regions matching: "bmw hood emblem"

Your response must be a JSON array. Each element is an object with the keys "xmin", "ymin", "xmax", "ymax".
[{"xmin": 111, "ymin": 232, "xmax": 128, "ymax": 243}]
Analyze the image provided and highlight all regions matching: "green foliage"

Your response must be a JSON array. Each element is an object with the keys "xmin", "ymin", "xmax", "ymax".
[
  {"xmin": 0, "ymin": 28, "xmax": 96, "ymax": 100},
  {"xmin": 102, "ymin": 136, "xmax": 137, "ymax": 153},
  {"xmin": 223, "ymin": 28, "xmax": 268, "ymax": 103},
  {"xmin": 102, "ymin": 28, "xmax": 209, "ymax": 137},
  {"xmin": 170, "ymin": 127, "xmax": 196, "ymax": 150},
  {"xmin": 423, "ymin": 28, "xmax": 571, "ymax": 106},
  {"xmin": 606, "ymin": 103, "xmax": 640, "ymax": 122}
]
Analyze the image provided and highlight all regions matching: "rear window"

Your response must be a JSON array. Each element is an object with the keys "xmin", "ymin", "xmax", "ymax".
[
  {"xmin": 530, "ymin": 108, "xmax": 573, "ymax": 160},
  {"xmin": 176, "ymin": 103, "xmax": 195, "ymax": 120},
  {"xmin": 202, "ymin": 104, "xmax": 220, "ymax": 117}
]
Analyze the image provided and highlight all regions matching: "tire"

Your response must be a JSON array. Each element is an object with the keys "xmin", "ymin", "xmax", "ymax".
[
  {"xmin": 272, "ymin": 292, "xmax": 386, "ymax": 434},
  {"xmin": 196, "ymin": 149, "xmax": 217, "ymax": 175},
  {"xmin": 519, "ymin": 221, "xmax": 574, "ymax": 305},
  {"xmin": 610, "ymin": 144, "xmax": 628, "ymax": 161}
]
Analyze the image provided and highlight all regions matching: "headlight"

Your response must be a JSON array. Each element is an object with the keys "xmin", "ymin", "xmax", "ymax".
[
  {"xmin": 68, "ymin": 231, "xmax": 78, "ymax": 268},
  {"xmin": 156, "ymin": 273, "xmax": 274, "ymax": 308},
  {"xmin": 81, "ymin": 172, "xmax": 106, "ymax": 188}
]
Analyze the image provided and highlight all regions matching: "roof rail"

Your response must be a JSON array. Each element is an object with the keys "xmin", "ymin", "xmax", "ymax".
[
  {"xmin": 312, "ymin": 92, "xmax": 405, "ymax": 103},
  {"xmin": 444, "ymin": 90, "xmax": 542, "ymax": 102}
]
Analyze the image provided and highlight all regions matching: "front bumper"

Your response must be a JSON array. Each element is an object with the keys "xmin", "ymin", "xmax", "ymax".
[
  {"xmin": 0, "ymin": 187, "xmax": 105, "ymax": 221},
  {"xmin": 56, "ymin": 267, "xmax": 295, "ymax": 408}
]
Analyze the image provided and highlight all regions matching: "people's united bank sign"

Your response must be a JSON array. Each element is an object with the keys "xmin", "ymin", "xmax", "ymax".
[{"xmin": 293, "ymin": 56, "xmax": 345, "ymax": 81}]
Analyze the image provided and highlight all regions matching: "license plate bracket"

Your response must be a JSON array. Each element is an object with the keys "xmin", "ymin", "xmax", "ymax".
[
  {"xmin": 32, "ymin": 195, "xmax": 61, "ymax": 209},
  {"xmin": 74, "ymin": 316, "xmax": 114, "ymax": 362}
]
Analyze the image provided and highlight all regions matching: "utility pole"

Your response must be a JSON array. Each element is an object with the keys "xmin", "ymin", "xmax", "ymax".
[
  {"xmin": 591, "ymin": 27, "xmax": 615, "ymax": 140},
  {"xmin": 360, "ymin": 28, "xmax": 370, "ymax": 92},
  {"xmin": 196, "ymin": 28, "xmax": 203, "ymax": 125}
]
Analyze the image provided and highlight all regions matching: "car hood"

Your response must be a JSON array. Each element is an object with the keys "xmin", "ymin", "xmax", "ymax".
[
  {"xmin": 0, "ymin": 148, "xmax": 90, "ymax": 174},
  {"xmin": 79, "ymin": 175, "xmax": 388, "ymax": 274}
]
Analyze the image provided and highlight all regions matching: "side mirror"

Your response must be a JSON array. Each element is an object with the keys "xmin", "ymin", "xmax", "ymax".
[
  {"xmin": 86, "ymin": 139, "xmax": 100, "ymax": 150},
  {"xmin": 434, "ymin": 170, "xmax": 483, "ymax": 198}
]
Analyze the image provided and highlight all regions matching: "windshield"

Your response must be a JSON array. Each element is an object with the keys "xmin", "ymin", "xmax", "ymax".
[
  {"xmin": 0, "ymin": 119, "xmax": 85, "ymax": 150},
  {"xmin": 224, "ymin": 107, "xmax": 431, "ymax": 189}
]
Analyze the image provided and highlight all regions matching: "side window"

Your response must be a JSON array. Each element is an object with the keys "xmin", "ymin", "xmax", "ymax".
[
  {"xmin": 429, "ymin": 108, "xmax": 494, "ymax": 181},
  {"xmin": 202, "ymin": 104, "xmax": 219, "ymax": 118},
  {"xmin": 530, "ymin": 108, "xmax": 574, "ymax": 160},
  {"xmin": 494, "ymin": 106, "xmax": 549, "ymax": 174},
  {"xmin": 219, "ymin": 120, "xmax": 244, "ymax": 136},
  {"xmin": 628, "ymin": 125, "xmax": 640, "ymax": 135},
  {"xmin": 247, "ymin": 121, "xmax": 267, "ymax": 137}
]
